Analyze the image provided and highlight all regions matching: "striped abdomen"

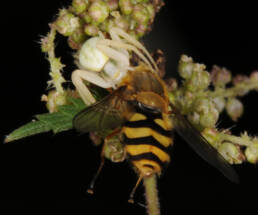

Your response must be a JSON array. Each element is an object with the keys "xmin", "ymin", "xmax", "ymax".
[{"xmin": 122, "ymin": 110, "xmax": 173, "ymax": 176}]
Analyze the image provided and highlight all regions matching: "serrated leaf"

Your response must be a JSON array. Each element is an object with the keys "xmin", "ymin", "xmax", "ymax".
[
  {"xmin": 5, "ymin": 97, "xmax": 86, "ymax": 143},
  {"xmin": 4, "ymin": 121, "xmax": 50, "ymax": 143}
]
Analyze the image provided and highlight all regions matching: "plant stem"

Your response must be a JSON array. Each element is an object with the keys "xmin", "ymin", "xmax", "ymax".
[
  {"xmin": 143, "ymin": 175, "xmax": 160, "ymax": 215},
  {"xmin": 219, "ymin": 132, "xmax": 253, "ymax": 146},
  {"xmin": 208, "ymin": 82, "xmax": 258, "ymax": 98},
  {"xmin": 43, "ymin": 27, "xmax": 66, "ymax": 94}
]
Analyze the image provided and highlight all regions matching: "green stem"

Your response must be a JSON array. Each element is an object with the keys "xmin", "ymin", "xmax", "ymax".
[
  {"xmin": 143, "ymin": 175, "xmax": 160, "ymax": 215},
  {"xmin": 208, "ymin": 81, "xmax": 258, "ymax": 98},
  {"xmin": 44, "ymin": 27, "xmax": 66, "ymax": 94},
  {"xmin": 219, "ymin": 133, "xmax": 253, "ymax": 146}
]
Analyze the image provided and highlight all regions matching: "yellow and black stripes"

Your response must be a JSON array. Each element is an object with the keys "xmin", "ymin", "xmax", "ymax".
[{"xmin": 122, "ymin": 109, "xmax": 173, "ymax": 176}]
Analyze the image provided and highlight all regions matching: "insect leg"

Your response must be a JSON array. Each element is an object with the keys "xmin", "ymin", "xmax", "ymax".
[
  {"xmin": 87, "ymin": 142, "xmax": 106, "ymax": 194},
  {"xmin": 128, "ymin": 174, "xmax": 144, "ymax": 204},
  {"xmin": 105, "ymin": 128, "xmax": 122, "ymax": 140},
  {"xmin": 87, "ymin": 129, "xmax": 122, "ymax": 194}
]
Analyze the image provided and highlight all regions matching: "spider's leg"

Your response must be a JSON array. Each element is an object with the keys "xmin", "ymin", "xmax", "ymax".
[
  {"xmin": 109, "ymin": 27, "xmax": 158, "ymax": 72},
  {"xmin": 72, "ymin": 69, "xmax": 113, "ymax": 105}
]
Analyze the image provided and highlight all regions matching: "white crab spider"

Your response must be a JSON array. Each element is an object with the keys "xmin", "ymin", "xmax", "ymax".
[{"xmin": 71, "ymin": 27, "xmax": 158, "ymax": 105}]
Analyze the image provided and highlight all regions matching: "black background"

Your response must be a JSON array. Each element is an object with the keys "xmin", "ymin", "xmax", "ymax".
[{"xmin": 1, "ymin": 0, "xmax": 258, "ymax": 213}]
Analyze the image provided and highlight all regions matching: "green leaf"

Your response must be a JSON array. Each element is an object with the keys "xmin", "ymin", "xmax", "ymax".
[
  {"xmin": 4, "ymin": 121, "xmax": 51, "ymax": 143},
  {"xmin": 4, "ymin": 97, "xmax": 86, "ymax": 143}
]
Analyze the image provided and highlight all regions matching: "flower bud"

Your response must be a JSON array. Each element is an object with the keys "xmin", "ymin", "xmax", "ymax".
[
  {"xmin": 210, "ymin": 65, "xmax": 232, "ymax": 87},
  {"xmin": 119, "ymin": 0, "xmax": 133, "ymax": 15},
  {"xmin": 194, "ymin": 98, "xmax": 219, "ymax": 128},
  {"xmin": 132, "ymin": 0, "xmax": 149, "ymax": 3},
  {"xmin": 250, "ymin": 71, "xmax": 258, "ymax": 82},
  {"xmin": 226, "ymin": 98, "xmax": 244, "ymax": 121},
  {"xmin": 41, "ymin": 90, "xmax": 67, "ymax": 113},
  {"xmin": 250, "ymin": 71, "xmax": 258, "ymax": 91},
  {"xmin": 145, "ymin": 3, "xmax": 155, "ymax": 23},
  {"xmin": 68, "ymin": 27, "xmax": 87, "ymax": 49},
  {"xmin": 232, "ymin": 75, "xmax": 250, "ymax": 96},
  {"xmin": 245, "ymin": 142, "xmax": 258, "ymax": 164},
  {"xmin": 135, "ymin": 23, "xmax": 148, "ymax": 37},
  {"xmin": 53, "ymin": 9, "xmax": 80, "ymax": 36},
  {"xmin": 218, "ymin": 142, "xmax": 245, "ymax": 164},
  {"xmin": 99, "ymin": 18, "xmax": 113, "ymax": 32},
  {"xmin": 178, "ymin": 55, "xmax": 194, "ymax": 79},
  {"xmin": 184, "ymin": 91, "xmax": 194, "ymax": 108},
  {"xmin": 106, "ymin": 0, "xmax": 119, "ymax": 11},
  {"xmin": 232, "ymin": 74, "xmax": 249, "ymax": 85},
  {"xmin": 213, "ymin": 97, "xmax": 226, "ymax": 113},
  {"xmin": 199, "ymin": 107, "xmax": 219, "ymax": 128},
  {"xmin": 132, "ymin": 4, "xmax": 150, "ymax": 25},
  {"xmin": 72, "ymin": 0, "xmax": 89, "ymax": 14},
  {"xmin": 194, "ymin": 98, "xmax": 210, "ymax": 115},
  {"xmin": 202, "ymin": 128, "xmax": 219, "ymax": 148},
  {"xmin": 187, "ymin": 112, "xmax": 200, "ymax": 128},
  {"xmin": 88, "ymin": 1, "xmax": 109, "ymax": 25},
  {"xmin": 113, "ymin": 16, "xmax": 129, "ymax": 31},
  {"xmin": 41, "ymin": 34, "xmax": 53, "ymax": 53},
  {"xmin": 84, "ymin": 24, "xmax": 99, "ymax": 36},
  {"xmin": 81, "ymin": 12, "xmax": 92, "ymax": 23},
  {"xmin": 187, "ymin": 69, "xmax": 210, "ymax": 92}
]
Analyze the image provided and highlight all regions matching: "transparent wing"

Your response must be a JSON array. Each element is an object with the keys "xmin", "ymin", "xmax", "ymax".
[
  {"xmin": 170, "ymin": 103, "xmax": 239, "ymax": 183},
  {"xmin": 73, "ymin": 86, "xmax": 133, "ymax": 134}
]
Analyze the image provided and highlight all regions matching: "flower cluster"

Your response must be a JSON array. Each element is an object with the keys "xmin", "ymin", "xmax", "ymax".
[
  {"xmin": 51, "ymin": 0, "xmax": 164, "ymax": 50},
  {"xmin": 168, "ymin": 55, "xmax": 258, "ymax": 164}
]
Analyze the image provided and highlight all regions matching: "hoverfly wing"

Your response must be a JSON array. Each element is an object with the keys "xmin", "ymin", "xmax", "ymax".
[
  {"xmin": 170, "ymin": 103, "xmax": 239, "ymax": 183},
  {"xmin": 73, "ymin": 86, "xmax": 132, "ymax": 134}
]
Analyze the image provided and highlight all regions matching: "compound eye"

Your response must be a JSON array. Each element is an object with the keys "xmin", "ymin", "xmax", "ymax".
[{"xmin": 137, "ymin": 102, "xmax": 161, "ymax": 114}]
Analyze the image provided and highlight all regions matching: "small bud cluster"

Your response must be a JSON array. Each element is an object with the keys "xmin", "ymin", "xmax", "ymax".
[
  {"xmin": 245, "ymin": 140, "xmax": 258, "ymax": 164},
  {"xmin": 41, "ymin": 90, "xmax": 67, "ymax": 113},
  {"xmin": 202, "ymin": 128, "xmax": 246, "ymax": 164},
  {"xmin": 168, "ymin": 55, "xmax": 258, "ymax": 164},
  {"xmin": 171, "ymin": 55, "xmax": 217, "ymax": 130},
  {"xmin": 210, "ymin": 66, "xmax": 258, "ymax": 121},
  {"xmin": 41, "ymin": 89, "xmax": 79, "ymax": 113},
  {"xmin": 202, "ymin": 129, "xmax": 258, "ymax": 164},
  {"xmin": 171, "ymin": 55, "xmax": 258, "ymax": 125},
  {"xmin": 51, "ymin": 0, "xmax": 164, "ymax": 50}
]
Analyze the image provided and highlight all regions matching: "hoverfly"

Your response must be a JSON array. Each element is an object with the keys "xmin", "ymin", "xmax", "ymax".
[{"xmin": 73, "ymin": 63, "xmax": 239, "ymax": 199}]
